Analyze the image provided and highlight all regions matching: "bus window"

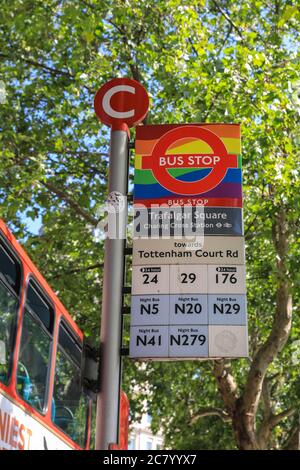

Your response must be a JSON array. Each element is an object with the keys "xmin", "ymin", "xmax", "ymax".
[
  {"xmin": 52, "ymin": 321, "xmax": 88, "ymax": 447},
  {"xmin": 0, "ymin": 237, "xmax": 21, "ymax": 385},
  {"xmin": 17, "ymin": 279, "xmax": 54, "ymax": 412}
]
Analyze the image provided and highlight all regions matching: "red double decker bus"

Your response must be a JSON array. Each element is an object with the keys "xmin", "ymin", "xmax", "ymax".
[{"xmin": 0, "ymin": 219, "xmax": 128, "ymax": 450}]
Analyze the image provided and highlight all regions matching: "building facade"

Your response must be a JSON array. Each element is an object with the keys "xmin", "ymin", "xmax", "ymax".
[{"xmin": 128, "ymin": 413, "xmax": 164, "ymax": 450}]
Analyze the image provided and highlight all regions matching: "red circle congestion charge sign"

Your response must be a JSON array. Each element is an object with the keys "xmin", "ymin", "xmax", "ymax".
[
  {"xmin": 142, "ymin": 126, "xmax": 238, "ymax": 195},
  {"xmin": 94, "ymin": 78, "xmax": 149, "ymax": 130}
]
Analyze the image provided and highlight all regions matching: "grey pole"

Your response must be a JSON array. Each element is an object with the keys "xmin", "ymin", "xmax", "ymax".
[{"xmin": 95, "ymin": 129, "xmax": 129, "ymax": 450}]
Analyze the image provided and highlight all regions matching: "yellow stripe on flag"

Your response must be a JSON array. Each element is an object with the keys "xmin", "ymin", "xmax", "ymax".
[
  {"xmin": 166, "ymin": 140, "xmax": 213, "ymax": 154},
  {"xmin": 222, "ymin": 138, "xmax": 241, "ymax": 154},
  {"xmin": 135, "ymin": 154, "xmax": 142, "ymax": 169}
]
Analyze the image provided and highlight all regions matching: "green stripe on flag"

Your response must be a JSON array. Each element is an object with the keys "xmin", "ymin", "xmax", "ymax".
[
  {"xmin": 238, "ymin": 154, "xmax": 242, "ymax": 168},
  {"xmin": 134, "ymin": 167, "xmax": 208, "ymax": 185}
]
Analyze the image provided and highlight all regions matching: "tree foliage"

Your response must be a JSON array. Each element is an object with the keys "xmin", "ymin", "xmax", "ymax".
[{"xmin": 0, "ymin": 0, "xmax": 300, "ymax": 449}]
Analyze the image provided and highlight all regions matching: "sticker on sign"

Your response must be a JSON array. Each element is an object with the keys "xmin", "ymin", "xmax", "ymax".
[{"xmin": 209, "ymin": 325, "xmax": 248, "ymax": 357}]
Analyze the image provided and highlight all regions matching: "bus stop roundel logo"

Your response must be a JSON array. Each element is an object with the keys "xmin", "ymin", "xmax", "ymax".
[{"xmin": 142, "ymin": 126, "xmax": 238, "ymax": 195}]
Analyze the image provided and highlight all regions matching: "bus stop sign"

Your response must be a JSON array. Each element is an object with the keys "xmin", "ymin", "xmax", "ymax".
[
  {"xmin": 141, "ymin": 126, "xmax": 238, "ymax": 195},
  {"xmin": 94, "ymin": 77, "xmax": 149, "ymax": 130}
]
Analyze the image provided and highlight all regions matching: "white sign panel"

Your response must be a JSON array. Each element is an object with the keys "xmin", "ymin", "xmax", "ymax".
[
  {"xmin": 130, "ymin": 123, "xmax": 247, "ymax": 360},
  {"xmin": 169, "ymin": 264, "xmax": 207, "ymax": 294},
  {"xmin": 170, "ymin": 294, "xmax": 208, "ymax": 325},
  {"xmin": 131, "ymin": 295, "xmax": 169, "ymax": 325},
  {"xmin": 130, "ymin": 326, "xmax": 169, "ymax": 358},
  {"xmin": 208, "ymin": 294, "xmax": 247, "ymax": 325},
  {"xmin": 132, "ymin": 265, "xmax": 169, "ymax": 295},
  {"xmin": 133, "ymin": 237, "xmax": 245, "ymax": 266},
  {"xmin": 208, "ymin": 265, "xmax": 246, "ymax": 294},
  {"xmin": 169, "ymin": 325, "xmax": 209, "ymax": 358}
]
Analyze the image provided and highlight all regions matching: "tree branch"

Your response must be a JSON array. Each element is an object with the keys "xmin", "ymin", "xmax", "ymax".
[
  {"xmin": 283, "ymin": 423, "xmax": 300, "ymax": 450},
  {"xmin": 269, "ymin": 408, "xmax": 295, "ymax": 429},
  {"xmin": 0, "ymin": 52, "xmax": 94, "ymax": 93},
  {"xmin": 211, "ymin": 0, "xmax": 244, "ymax": 41},
  {"xmin": 215, "ymin": 24, "xmax": 233, "ymax": 57},
  {"xmin": 49, "ymin": 262, "xmax": 104, "ymax": 280},
  {"xmin": 190, "ymin": 407, "xmax": 231, "ymax": 425},
  {"xmin": 42, "ymin": 180, "xmax": 98, "ymax": 226},
  {"xmin": 63, "ymin": 150, "xmax": 109, "ymax": 158},
  {"xmin": 257, "ymin": 378, "xmax": 294, "ymax": 449},
  {"xmin": 202, "ymin": 90, "xmax": 223, "ymax": 121},
  {"xmin": 261, "ymin": 377, "xmax": 272, "ymax": 420},
  {"xmin": 0, "ymin": 52, "xmax": 71, "ymax": 78},
  {"xmin": 237, "ymin": 207, "xmax": 292, "ymax": 449},
  {"xmin": 80, "ymin": 0, "xmax": 96, "ymax": 10},
  {"xmin": 106, "ymin": 19, "xmax": 142, "ymax": 83},
  {"xmin": 213, "ymin": 360, "xmax": 238, "ymax": 417}
]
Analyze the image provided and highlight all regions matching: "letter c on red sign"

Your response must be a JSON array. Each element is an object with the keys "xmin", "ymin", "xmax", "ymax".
[
  {"xmin": 102, "ymin": 85, "xmax": 135, "ymax": 119},
  {"xmin": 94, "ymin": 78, "xmax": 149, "ymax": 130}
]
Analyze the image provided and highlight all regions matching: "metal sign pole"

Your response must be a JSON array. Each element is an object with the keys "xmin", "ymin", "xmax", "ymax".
[
  {"xmin": 95, "ymin": 129, "xmax": 129, "ymax": 450},
  {"xmin": 94, "ymin": 77, "xmax": 149, "ymax": 450}
]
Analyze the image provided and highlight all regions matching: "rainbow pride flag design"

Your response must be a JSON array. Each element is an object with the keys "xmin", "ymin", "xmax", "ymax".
[{"xmin": 134, "ymin": 124, "xmax": 242, "ymax": 207}]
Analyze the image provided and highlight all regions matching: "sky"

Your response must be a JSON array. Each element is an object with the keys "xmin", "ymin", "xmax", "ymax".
[{"xmin": 21, "ymin": 213, "xmax": 42, "ymax": 235}]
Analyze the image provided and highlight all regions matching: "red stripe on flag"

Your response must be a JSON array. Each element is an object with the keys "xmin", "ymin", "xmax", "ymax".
[{"xmin": 133, "ymin": 197, "xmax": 243, "ymax": 208}]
